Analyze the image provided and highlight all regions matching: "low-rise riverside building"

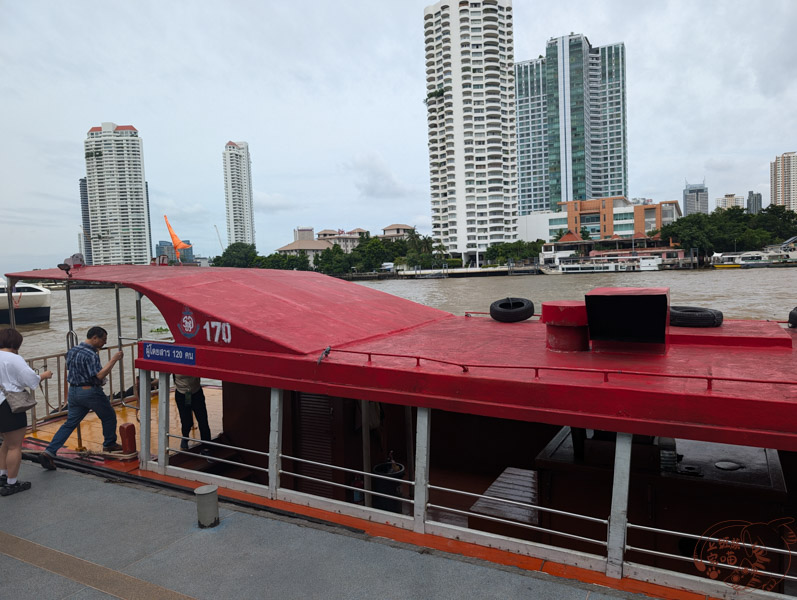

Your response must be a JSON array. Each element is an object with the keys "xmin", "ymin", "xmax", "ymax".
[
  {"xmin": 378, "ymin": 224, "xmax": 415, "ymax": 242},
  {"xmin": 517, "ymin": 197, "xmax": 681, "ymax": 243},
  {"xmin": 277, "ymin": 225, "xmax": 418, "ymax": 260}
]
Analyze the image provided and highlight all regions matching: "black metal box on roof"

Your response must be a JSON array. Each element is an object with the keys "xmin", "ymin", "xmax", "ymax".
[{"xmin": 585, "ymin": 287, "xmax": 669, "ymax": 353}]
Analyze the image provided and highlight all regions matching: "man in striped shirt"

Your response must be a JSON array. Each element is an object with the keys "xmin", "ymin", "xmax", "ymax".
[{"xmin": 39, "ymin": 327, "xmax": 123, "ymax": 470}]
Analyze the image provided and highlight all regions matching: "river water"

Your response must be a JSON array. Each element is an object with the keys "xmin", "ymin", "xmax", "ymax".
[{"xmin": 12, "ymin": 268, "xmax": 796, "ymax": 360}]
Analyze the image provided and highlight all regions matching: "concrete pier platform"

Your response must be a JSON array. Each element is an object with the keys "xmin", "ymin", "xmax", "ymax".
[{"xmin": 0, "ymin": 459, "xmax": 653, "ymax": 600}]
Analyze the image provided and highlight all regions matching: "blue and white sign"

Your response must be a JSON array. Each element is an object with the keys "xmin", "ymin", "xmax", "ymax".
[{"xmin": 142, "ymin": 343, "xmax": 196, "ymax": 365}]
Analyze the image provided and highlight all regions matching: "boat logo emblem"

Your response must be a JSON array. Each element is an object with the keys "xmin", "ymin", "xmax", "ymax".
[
  {"xmin": 177, "ymin": 306, "xmax": 199, "ymax": 339},
  {"xmin": 693, "ymin": 517, "xmax": 795, "ymax": 591}
]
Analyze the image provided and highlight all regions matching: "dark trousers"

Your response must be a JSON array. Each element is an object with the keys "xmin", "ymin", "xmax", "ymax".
[
  {"xmin": 47, "ymin": 386, "xmax": 117, "ymax": 454},
  {"xmin": 174, "ymin": 388, "xmax": 211, "ymax": 441}
]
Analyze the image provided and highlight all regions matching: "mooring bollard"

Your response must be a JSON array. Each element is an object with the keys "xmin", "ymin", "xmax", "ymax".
[
  {"xmin": 119, "ymin": 423, "xmax": 136, "ymax": 455},
  {"xmin": 194, "ymin": 484, "xmax": 220, "ymax": 528}
]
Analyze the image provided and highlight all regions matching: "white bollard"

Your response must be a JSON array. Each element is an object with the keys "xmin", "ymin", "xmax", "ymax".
[{"xmin": 194, "ymin": 484, "xmax": 220, "ymax": 528}]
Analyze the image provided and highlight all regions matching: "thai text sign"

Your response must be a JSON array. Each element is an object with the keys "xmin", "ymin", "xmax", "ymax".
[{"xmin": 142, "ymin": 342, "xmax": 196, "ymax": 365}]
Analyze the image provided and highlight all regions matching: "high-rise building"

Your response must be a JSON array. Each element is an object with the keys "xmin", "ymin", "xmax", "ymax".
[
  {"xmin": 515, "ymin": 58, "xmax": 548, "ymax": 214},
  {"xmin": 155, "ymin": 240, "xmax": 194, "ymax": 263},
  {"xmin": 223, "ymin": 141, "xmax": 255, "ymax": 246},
  {"xmin": 747, "ymin": 190, "xmax": 762, "ymax": 215},
  {"xmin": 715, "ymin": 194, "xmax": 744, "ymax": 211},
  {"xmin": 155, "ymin": 241, "xmax": 177, "ymax": 263},
  {"xmin": 78, "ymin": 177, "xmax": 93, "ymax": 265},
  {"xmin": 683, "ymin": 181, "xmax": 709, "ymax": 216},
  {"xmin": 83, "ymin": 123, "xmax": 151, "ymax": 265},
  {"xmin": 515, "ymin": 34, "xmax": 627, "ymax": 214},
  {"xmin": 771, "ymin": 152, "xmax": 796, "ymax": 211},
  {"xmin": 424, "ymin": 0, "xmax": 517, "ymax": 264}
]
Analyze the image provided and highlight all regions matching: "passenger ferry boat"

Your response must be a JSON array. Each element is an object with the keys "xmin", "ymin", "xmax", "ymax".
[
  {"xmin": 542, "ymin": 255, "xmax": 662, "ymax": 275},
  {"xmin": 713, "ymin": 238, "xmax": 797, "ymax": 269},
  {"xmin": 0, "ymin": 277, "xmax": 51, "ymax": 324},
  {"xmin": 6, "ymin": 264, "xmax": 797, "ymax": 599}
]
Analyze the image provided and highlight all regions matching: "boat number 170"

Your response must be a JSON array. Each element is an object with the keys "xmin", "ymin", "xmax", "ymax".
[{"xmin": 203, "ymin": 321, "xmax": 232, "ymax": 344}]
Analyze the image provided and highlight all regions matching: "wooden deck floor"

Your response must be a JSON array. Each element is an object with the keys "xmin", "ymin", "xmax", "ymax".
[{"xmin": 25, "ymin": 386, "xmax": 224, "ymax": 456}]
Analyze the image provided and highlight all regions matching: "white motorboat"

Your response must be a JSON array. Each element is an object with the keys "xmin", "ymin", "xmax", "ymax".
[
  {"xmin": 543, "ymin": 256, "xmax": 661, "ymax": 274},
  {"xmin": 0, "ymin": 278, "xmax": 51, "ymax": 325}
]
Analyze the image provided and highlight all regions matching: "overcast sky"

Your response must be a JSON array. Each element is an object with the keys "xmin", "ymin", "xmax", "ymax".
[{"xmin": 2, "ymin": 0, "xmax": 795, "ymax": 275}]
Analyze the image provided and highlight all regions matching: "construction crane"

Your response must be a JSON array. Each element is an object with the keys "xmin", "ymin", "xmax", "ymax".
[{"xmin": 213, "ymin": 225, "xmax": 225, "ymax": 253}]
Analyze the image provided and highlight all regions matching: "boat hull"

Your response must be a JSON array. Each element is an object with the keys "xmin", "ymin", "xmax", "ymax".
[
  {"xmin": 0, "ymin": 279, "xmax": 52, "ymax": 324},
  {"xmin": 0, "ymin": 305, "xmax": 51, "ymax": 325}
]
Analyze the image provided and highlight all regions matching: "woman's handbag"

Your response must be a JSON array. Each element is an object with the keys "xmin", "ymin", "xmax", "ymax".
[{"xmin": 0, "ymin": 384, "xmax": 36, "ymax": 413}]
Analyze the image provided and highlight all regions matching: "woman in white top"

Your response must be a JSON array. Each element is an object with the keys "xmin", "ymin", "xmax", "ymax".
[{"xmin": 0, "ymin": 328, "xmax": 52, "ymax": 496}]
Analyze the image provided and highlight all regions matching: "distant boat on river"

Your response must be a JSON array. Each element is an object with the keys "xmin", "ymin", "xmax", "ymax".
[{"xmin": 0, "ymin": 277, "xmax": 51, "ymax": 324}]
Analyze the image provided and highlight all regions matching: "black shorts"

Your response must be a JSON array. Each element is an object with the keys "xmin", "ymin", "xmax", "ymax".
[{"xmin": 0, "ymin": 399, "xmax": 28, "ymax": 433}]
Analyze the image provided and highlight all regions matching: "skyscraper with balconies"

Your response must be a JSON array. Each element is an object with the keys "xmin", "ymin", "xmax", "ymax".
[
  {"xmin": 771, "ymin": 152, "xmax": 797, "ymax": 212},
  {"xmin": 78, "ymin": 177, "xmax": 93, "ymax": 265},
  {"xmin": 424, "ymin": 0, "xmax": 517, "ymax": 264},
  {"xmin": 515, "ymin": 34, "xmax": 627, "ymax": 214},
  {"xmin": 83, "ymin": 122, "xmax": 151, "ymax": 265},
  {"xmin": 515, "ymin": 58, "xmax": 548, "ymax": 214},
  {"xmin": 223, "ymin": 141, "xmax": 255, "ymax": 246}
]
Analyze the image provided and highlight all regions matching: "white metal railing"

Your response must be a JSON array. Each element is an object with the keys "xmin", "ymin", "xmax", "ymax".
[
  {"xmin": 159, "ymin": 434, "xmax": 414, "ymax": 511},
  {"xmin": 626, "ymin": 522, "xmax": 797, "ymax": 587},
  {"xmin": 141, "ymin": 388, "xmax": 794, "ymax": 598},
  {"xmin": 167, "ymin": 435, "xmax": 270, "ymax": 474},
  {"xmin": 427, "ymin": 483, "xmax": 608, "ymax": 549},
  {"xmin": 25, "ymin": 342, "xmax": 139, "ymax": 430},
  {"xmin": 280, "ymin": 453, "xmax": 415, "ymax": 509}
]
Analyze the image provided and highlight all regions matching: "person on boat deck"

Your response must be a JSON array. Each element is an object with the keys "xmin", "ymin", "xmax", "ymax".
[
  {"xmin": 173, "ymin": 374, "xmax": 210, "ymax": 450},
  {"xmin": 116, "ymin": 375, "xmax": 158, "ymax": 400},
  {"xmin": 39, "ymin": 327, "xmax": 123, "ymax": 470},
  {"xmin": 0, "ymin": 328, "xmax": 53, "ymax": 496}
]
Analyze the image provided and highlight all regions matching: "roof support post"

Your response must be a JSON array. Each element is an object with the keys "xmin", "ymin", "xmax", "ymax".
[
  {"xmin": 135, "ymin": 292, "xmax": 143, "ymax": 341},
  {"xmin": 606, "ymin": 432, "xmax": 632, "ymax": 579},
  {"xmin": 157, "ymin": 370, "xmax": 171, "ymax": 473},
  {"xmin": 114, "ymin": 285, "xmax": 125, "ymax": 401},
  {"xmin": 360, "ymin": 400, "xmax": 372, "ymax": 508},
  {"xmin": 138, "ymin": 369, "xmax": 151, "ymax": 467},
  {"xmin": 268, "ymin": 387, "xmax": 283, "ymax": 500},
  {"xmin": 5, "ymin": 278, "xmax": 16, "ymax": 328},
  {"xmin": 413, "ymin": 406, "xmax": 431, "ymax": 533},
  {"xmin": 65, "ymin": 280, "xmax": 77, "ymax": 348}
]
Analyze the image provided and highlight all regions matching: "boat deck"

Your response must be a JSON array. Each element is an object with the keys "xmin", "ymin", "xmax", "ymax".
[{"xmin": 23, "ymin": 387, "xmax": 224, "ymax": 461}]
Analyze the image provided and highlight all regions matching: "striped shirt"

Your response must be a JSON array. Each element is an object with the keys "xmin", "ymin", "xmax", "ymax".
[{"xmin": 66, "ymin": 342, "xmax": 103, "ymax": 386}]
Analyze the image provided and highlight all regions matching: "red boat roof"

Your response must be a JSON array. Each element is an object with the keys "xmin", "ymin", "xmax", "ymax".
[
  {"xmin": 7, "ymin": 265, "xmax": 797, "ymax": 450},
  {"xmin": 6, "ymin": 266, "xmax": 450, "ymax": 355}
]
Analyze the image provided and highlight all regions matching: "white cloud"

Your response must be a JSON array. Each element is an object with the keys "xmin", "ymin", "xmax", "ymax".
[
  {"xmin": 344, "ymin": 154, "xmax": 415, "ymax": 200},
  {"xmin": 253, "ymin": 191, "xmax": 294, "ymax": 213}
]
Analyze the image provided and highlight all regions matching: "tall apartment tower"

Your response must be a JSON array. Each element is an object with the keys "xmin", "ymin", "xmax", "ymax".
[
  {"xmin": 771, "ymin": 152, "xmax": 796, "ymax": 211},
  {"xmin": 747, "ymin": 190, "xmax": 762, "ymax": 215},
  {"xmin": 515, "ymin": 34, "xmax": 627, "ymax": 213},
  {"xmin": 683, "ymin": 181, "xmax": 709, "ymax": 216},
  {"xmin": 514, "ymin": 58, "xmax": 548, "ymax": 213},
  {"xmin": 223, "ymin": 141, "xmax": 255, "ymax": 246},
  {"xmin": 78, "ymin": 177, "xmax": 93, "ymax": 265},
  {"xmin": 424, "ymin": 0, "xmax": 518, "ymax": 264},
  {"xmin": 83, "ymin": 123, "xmax": 151, "ymax": 265}
]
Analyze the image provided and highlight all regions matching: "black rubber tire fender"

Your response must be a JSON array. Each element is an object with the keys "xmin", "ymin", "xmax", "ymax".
[
  {"xmin": 490, "ymin": 297, "xmax": 535, "ymax": 323},
  {"xmin": 788, "ymin": 307, "xmax": 797, "ymax": 329},
  {"xmin": 670, "ymin": 306, "xmax": 724, "ymax": 328}
]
